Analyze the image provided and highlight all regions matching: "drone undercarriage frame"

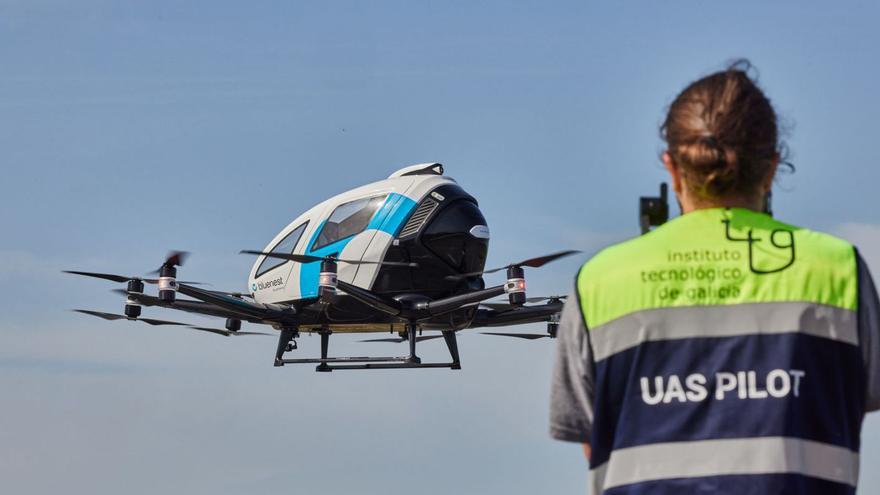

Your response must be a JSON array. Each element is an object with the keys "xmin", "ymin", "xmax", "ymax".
[{"xmin": 275, "ymin": 324, "xmax": 462, "ymax": 371}]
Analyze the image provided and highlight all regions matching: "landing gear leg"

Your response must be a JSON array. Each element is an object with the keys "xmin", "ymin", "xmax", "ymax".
[
  {"xmin": 406, "ymin": 322, "xmax": 421, "ymax": 364},
  {"xmin": 275, "ymin": 326, "xmax": 298, "ymax": 367},
  {"xmin": 441, "ymin": 330, "xmax": 461, "ymax": 370},
  {"xmin": 316, "ymin": 329, "xmax": 332, "ymax": 373}
]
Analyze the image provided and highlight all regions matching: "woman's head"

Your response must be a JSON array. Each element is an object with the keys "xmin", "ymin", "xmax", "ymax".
[{"xmin": 661, "ymin": 60, "xmax": 786, "ymax": 212}]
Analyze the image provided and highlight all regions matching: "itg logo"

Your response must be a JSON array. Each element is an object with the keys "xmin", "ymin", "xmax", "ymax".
[{"xmin": 721, "ymin": 219, "xmax": 796, "ymax": 274}]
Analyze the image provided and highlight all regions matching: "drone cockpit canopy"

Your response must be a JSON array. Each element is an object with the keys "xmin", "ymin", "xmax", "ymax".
[{"xmin": 248, "ymin": 163, "xmax": 488, "ymax": 305}]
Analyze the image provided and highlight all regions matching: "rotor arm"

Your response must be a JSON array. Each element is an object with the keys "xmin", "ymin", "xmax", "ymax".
[
  {"xmin": 471, "ymin": 301, "xmax": 564, "ymax": 327},
  {"xmin": 417, "ymin": 284, "xmax": 507, "ymax": 317},
  {"xmin": 176, "ymin": 283, "xmax": 293, "ymax": 321},
  {"xmin": 333, "ymin": 281, "xmax": 506, "ymax": 320},
  {"xmin": 121, "ymin": 290, "xmax": 258, "ymax": 321},
  {"xmin": 335, "ymin": 280, "xmax": 403, "ymax": 316}
]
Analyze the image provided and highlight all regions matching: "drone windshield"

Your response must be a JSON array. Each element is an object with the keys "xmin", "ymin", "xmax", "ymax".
[
  {"xmin": 313, "ymin": 195, "xmax": 387, "ymax": 249},
  {"xmin": 256, "ymin": 222, "xmax": 309, "ymax": 278}
]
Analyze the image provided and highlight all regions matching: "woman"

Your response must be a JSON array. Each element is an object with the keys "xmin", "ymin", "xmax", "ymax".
[{"xmin": 550, "ymin": 61, "xmax": 880, "ymax": 494}]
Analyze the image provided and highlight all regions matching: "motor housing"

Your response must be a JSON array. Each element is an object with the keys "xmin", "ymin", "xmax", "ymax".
[
  {"xmin": 318, "ymin": 259, "xmax": 338, "ymax": 302},
  {"xmin": 158, "ymin": 265, "xmax": 178, "ymax": 303},
  {"xmin": 505, "ymin": 266, "xmax": 526, "ymax": 306},
  {"xmin": 124, "ymin": 279, "xmax": 145, "ymax": 318}
]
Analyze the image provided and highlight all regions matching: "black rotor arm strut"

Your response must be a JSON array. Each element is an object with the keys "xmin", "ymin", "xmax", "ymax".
[
  {"xmin": 417, "ymin": 285, "xmax": 507, "ymax": 317},
  {"xmin": 471, "ymin": 301, "xmax": 564, "ymax": 327},
  {"xmin": 336, "ymin": 280, "xmax": 403, "ymax": 316},
  {"xmin": 177, "ymin": 283, "xmax": 294, "ymax": 322}
]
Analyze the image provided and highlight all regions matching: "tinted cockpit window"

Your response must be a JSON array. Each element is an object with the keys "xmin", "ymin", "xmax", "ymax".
[
  {"xmin": 313, "ymin": 195, "xmax": 386, "ymax": 249},
  {"xmin": 256, "ymin": 222, "xmax": 309, "ymax": 277}
]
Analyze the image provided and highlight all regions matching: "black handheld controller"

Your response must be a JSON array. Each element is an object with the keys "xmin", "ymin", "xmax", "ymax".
[{"xmin": 639, "ymin": 183, "xmax": 669, "ymax": 234}]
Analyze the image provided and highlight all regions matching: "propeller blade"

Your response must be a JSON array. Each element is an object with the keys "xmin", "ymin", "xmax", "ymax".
[
  {"xmin": 446, "ymin": 269, "xmax": 490, "ymax": 280},
  {"xmin": 481, "ymin": 250, "xmax": 583, "ymax": 275},
  {"xmin": 208, "ymin": 289, "xmax": 253, "ymax": 299},
  {"xmin": 185, "ymin": 326, "xmax": 270, "ymax": 337},
  {"xmin": 73, "ymin": 309, "xmax": 128, "ymax": 321},
  {"xmin": 515, "ymin": 250, "xmax": 581, "ymax": 268},
  {"xmin": 164, "ymin": 250, "xmax": 189, "ymax": 268},
  {"xmin": 480, "ymin": 295, "xmax": 567, "ymax": 310},
  {"xmin": 64, "ymin": 271, "xmax": 132, "ymax": 283},
  {"xmin": 65, "ymin": 270, "xmax": 205, "ymax": 286},
  {"xmin": 446, "ymin": 250, "xmax": 581, "ymax": 280},
  {"xmin": 137, "ymin": 318, "xmax": 189, "ymax": 327},
  {"xmin": 525, "ymin": 295, "xmax": 568, "ymax": 303},
  {"xmin": 188, "ymin": 326, "xmax": 232, "ymax": 336},
  {"xmin": 239, "ymin": 250, "xmax": 322, "ymax": 263},
  {"xmin": 481, "ymin": 332, "xmax": 550, "ymax": 340},
  {"xmin": 147, "ymin": 250, "xmax": 191, "ymax": 275},
  {"xmin": 144, "ymin": 279, "xmax": 206, "ymax": 286},
  {"xmin": 335, "ymin": 259, "xmax": 418, "ymax": 268},
  {"xmin": 72, "ymin": 310, "xmax": 189, "ymax": 327},
  {"xmin": 240, "ymin": 250, "xmax": 418, "ymax": 268}
]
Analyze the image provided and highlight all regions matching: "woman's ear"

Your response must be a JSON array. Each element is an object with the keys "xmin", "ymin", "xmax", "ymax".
[
  {"xmin": 663, "ymin": 152, "xmax": 691, "ymax": 214},
  {"xmin": 662, "ymin": 152, "xmax": 682, "ymax": 195},
  {"xmin": 763, "ymin": 153, "xmax": 780, "ymax": 193}
]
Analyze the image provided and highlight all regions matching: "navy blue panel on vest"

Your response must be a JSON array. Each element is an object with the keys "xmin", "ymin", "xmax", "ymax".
[
  {"xmin": 589, "ymin": 333, "xmax": 865, "ymax": 467},
  {"xmin": 603, "ymin": 474, "xmax": 855, "ymax": 495}
]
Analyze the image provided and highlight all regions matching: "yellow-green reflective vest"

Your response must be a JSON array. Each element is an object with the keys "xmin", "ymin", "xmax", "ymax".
[{"xmin": 577, "ymin": 208, "xmax": 863, "ymax": 495}]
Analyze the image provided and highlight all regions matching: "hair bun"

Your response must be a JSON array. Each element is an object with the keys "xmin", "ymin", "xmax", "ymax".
[
  {"xmin": 673, "ymin": 136, "xmax": 740, "ymax": 195},
  {"xmin": 661, "ymin": 60, "xmax": 782, "ymax": 199}
]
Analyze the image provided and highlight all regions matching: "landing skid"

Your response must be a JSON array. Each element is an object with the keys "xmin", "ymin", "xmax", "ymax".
[
  {"xmin": 274, "ymin": 323, "xmax": 462, "ymax": 372},
  {"xmin": 279, "ymin": 357, "xmax": 460, "ymax": 371}
]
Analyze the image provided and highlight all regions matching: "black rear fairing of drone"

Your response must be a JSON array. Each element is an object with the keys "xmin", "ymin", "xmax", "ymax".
[{"xmin": 373, "ymin": 183, "xmax": 489, "ymax": 299}]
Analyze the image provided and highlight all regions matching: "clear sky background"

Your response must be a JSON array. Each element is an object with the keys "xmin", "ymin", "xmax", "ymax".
[{"xmin": 1, "ymin": 1, "xmax": 879, "ymax": 494}]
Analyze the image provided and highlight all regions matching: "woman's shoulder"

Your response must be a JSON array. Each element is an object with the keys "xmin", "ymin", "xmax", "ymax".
[{"xmin": 578, "ymin": 232, "xmax": 658, "ymax": 280}]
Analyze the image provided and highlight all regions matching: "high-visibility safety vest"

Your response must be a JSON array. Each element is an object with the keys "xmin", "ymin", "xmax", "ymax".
[{"xmin": 577, "ymin": 207, "xmax": 863, "ymax": 494}]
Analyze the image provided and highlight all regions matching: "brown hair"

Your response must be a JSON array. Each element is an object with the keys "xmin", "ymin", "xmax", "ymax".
[{"xmin": 661, "ymin": 60, "xmax": 789, "ymax": 199}]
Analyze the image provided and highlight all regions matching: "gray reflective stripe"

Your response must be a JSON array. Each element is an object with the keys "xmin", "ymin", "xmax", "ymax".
[
  {"xmin": 591, "ymin": 436, "xmax": 859, "ymax": 492},
  {"xmin": 590, "ymin": 301, "xmax": 857, "ymax": 362}
]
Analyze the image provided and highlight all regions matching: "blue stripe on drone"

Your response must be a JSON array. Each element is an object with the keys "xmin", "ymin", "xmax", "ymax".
[
  {"xmin": 299, "ymin": 193, "xmax": 417, "ymax": 298},
  {"xmin": 370, "ymin": 193, "xmax": 417, "ymax": 236}
]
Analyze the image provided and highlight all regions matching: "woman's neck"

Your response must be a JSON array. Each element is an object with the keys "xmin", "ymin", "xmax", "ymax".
[{"xmin": 678, "ymin": 190, "xmax": 765, "ymax": 214}]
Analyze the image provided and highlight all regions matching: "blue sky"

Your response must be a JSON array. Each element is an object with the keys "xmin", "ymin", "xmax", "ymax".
[{"xmin": 2, "ymin": 1, "xmax": 880, "ymax": 493}]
